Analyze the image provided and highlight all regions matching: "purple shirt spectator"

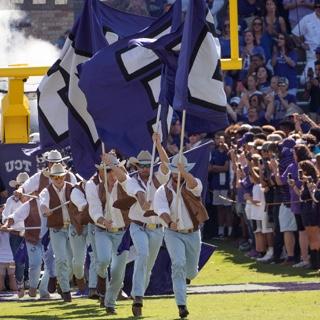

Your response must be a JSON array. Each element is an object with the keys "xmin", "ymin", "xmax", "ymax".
[{"xmin": 210, "ymin": 148, "xmax": 230, "ymax": 190}]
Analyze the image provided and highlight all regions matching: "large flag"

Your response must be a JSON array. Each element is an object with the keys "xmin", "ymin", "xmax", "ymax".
[
  {"xmin": 173, "ymin": 0, "xmax": 228, "ymax": 132},
  {"xmin": 78, "ymin": 6, "xmax": 179, "ymax": 158},
  {"xmin": 37, "ymin": 0, "xmax": 154, "ymax": 178}
]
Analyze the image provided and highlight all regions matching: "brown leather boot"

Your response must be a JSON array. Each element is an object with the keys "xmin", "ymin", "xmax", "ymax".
[
  {"xmin": 178, "ymin": 305, "xmax": 189, "ymax": 319},
  {"xmin": 48, "ymin": 277, "xmax": 57, "ymax": 293},
  {"xmin": 132, "ymin": 296, "xmax": 143, "ymax": 317},
  {"xmin": 61, "ymin": 291, "xmax": 72, "ymax": 302},
  {"xmin": 76, "ymin": 277, "xmax": 86, "ymax": 292},
  {"xmin": 97, "ymin": 276, "xmax": 106, "ymax": 308},
  {"xmin": 28, "ymin": 287, "xmax": 37, "ymax": 297}
]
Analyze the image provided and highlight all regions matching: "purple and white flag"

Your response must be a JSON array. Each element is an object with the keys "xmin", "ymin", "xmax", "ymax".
[{"xmin": 37, "ymin": 0, "xmax": 154, "ymax": 178}]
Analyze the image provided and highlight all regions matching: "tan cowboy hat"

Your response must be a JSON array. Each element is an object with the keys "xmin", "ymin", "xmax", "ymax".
[
  {"xmin": 9, "ymin": 172, "xmax": 30, "ymax": 188},
  {"xmin": 129, "ymin": 150, "xmax": 159, "ymax": 166},
  {"xmin": 169, "ymin": 154, "xmax": 195, "ymax": 174},
  {"xmin": 49, "ymin": 163, "xmax": 68, "ymax": 177},
  {"xmin": 95, "ymin": 153, "xmax": 126, "ymax": 170},
  {"xmin": 44, "ymin": 149, "xmax": 70, "ymax": 163}
]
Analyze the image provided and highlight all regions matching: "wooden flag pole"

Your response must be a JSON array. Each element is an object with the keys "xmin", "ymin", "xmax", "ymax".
[
  {"xmin": 176, "ymin": 109, "xmax": 186, "ymax": 230},
  {"xmin": 146, "ymin": 104, "xmax": 162, "ymax": 202},
  {"xmin": 101, "ymin": 143, "xmax": 111, "ymax": 223}
]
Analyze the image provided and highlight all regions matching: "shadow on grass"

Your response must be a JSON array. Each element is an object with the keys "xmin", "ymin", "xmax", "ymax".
[{"xmin": 208, "ymin": 239, "xmax": 318, "ymax": 280}]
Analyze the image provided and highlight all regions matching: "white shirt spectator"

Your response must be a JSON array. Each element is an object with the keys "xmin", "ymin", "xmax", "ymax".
[
  {"xmin": 250, "ymin": 183, "xmax": 266, "ymax": 221},
  {"xmin": 85, "ymin": 179, "xmax": 125, "ymax": 228},
  {"xmin": 8, "ymin": 199, "xmax": 48, "ymax": 239},
  {"xmin": 292, "ymin": 12, "xmax": 320, "ymax": 52},
  {"xmin": 39, "ymin": 184, "xmax": 70, "ymax": 223},
  {"xmin": 154, "ymin": 178, "xmax": 203, "ymax": 230},
  {"xmin": 123, "ymin": 167, "xmax": 170, "ymax": 224},
  {"xmin": 21, "ymin": 171, "xmax": 77, "ymax": 194}
]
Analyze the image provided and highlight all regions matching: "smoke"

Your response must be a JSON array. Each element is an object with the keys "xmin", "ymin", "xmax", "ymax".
[{"xmin": 0, "ymin": 1, "xmax": 60, "ymax": 66}]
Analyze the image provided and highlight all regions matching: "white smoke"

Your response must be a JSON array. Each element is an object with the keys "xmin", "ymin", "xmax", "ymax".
[
  {"xmin": 0, "ymin": 2, "xmax": 60, "ymax": 66},
  {"xmin": 0, "ymin": 0, "xmax": 61, "ymax": 135}
]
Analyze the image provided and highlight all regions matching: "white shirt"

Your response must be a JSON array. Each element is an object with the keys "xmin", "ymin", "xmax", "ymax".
[
  {"xmin": 39, "ymin": 183, "xmax": 70, "ymax": 223},
  {"xmin": 8, "ymin": 199, "xmax": 48, "ymax": 239},
  {"xmin": 21, "ymin": 170, "xmax": 77, "ymax": 194},
  {"xmin": 123, "ymin": 167, "xmax": 170, "ymax": 224},
  {"xmin": 70, "ymin": 186, "xmax": 87, "ymax": 211},
  {"xmin": 85, "ymin": 179, "xmax": 125, "ymax": 228},
  {"xmin": 292, "ymin": 12, "xmax": 320, "ymax": 51},
  {"xmin": 250, "ymin": 184, "xmax": 266, "ymax": 221},
  {"xmin": 2, "ymin": 196, "xmax": 25, "ymax": 230},
  {"xmin": 154, "ymin": 178, "xmax": 203, "ymax": 230},
  {"xmin": 0, "ymin": 232, "xmax": 14, "ymax": 263}
]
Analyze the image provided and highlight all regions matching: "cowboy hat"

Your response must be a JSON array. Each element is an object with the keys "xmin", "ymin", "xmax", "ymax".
[
  {"xmin": 44, "ymin": 149, "xmax": 70, "ymax": 163},
  {"xmin": 169, "ymin": 154, "xmax": 195, "ymax": 174},
  {"xmin": 95, "ymin": 153, "xmax": 126, "ymax": 170},
  {"xmin": 129, "ymin": 150, "xmax": 159, "ymax": 166},
  {"xmin": 9, "ymin": 172, "xmax": 30, "ymax": 188},
  {"xmin": 49, "ymin": 163, "xmax": 68, "ymax": 177}
]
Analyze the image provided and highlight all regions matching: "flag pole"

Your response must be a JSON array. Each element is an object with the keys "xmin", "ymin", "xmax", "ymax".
[
  {"xmin": 146, "ymin": 104, "xmax": 162, "ymax": 201},
  {"xmin": 101, "ymin": 142, "xmax": 111, "ymax": 224},
  {"xmin": 176, "ymin": 109, "xmax": 186, "ymax": 230}
]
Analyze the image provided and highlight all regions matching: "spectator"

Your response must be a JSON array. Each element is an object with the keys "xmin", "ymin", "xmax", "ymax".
[
  {"xmin": 283, "ymin": 0, "xmax": 314, "ymax": 30},
  {"xmin": 251, "ymin": 16, "xmax": 273, "ymax": 62},
  {"xmin": 263, "ymin": 0, "xmax": 287, "ymax": 37},
  {"xmin": 209, "ymin": 133, "xmax": 233, "ymax": 238},
  {"xmin": 238, "ymin": 0, "xmax": 264, "ymax": 27},
  {"xmin": 256, "ymin": 65, "xmax": 272, "ymax": 93},
  {"xmin": 304, "ymin": 61, "xmax": 320, "ymax": 122},
  {"xmin": 270, "ymin": 77, "xmax": 300, "ymax": 124},
  {"xmin": 271, "ymin": 32, "xmax": 298, "ymax": 95},
  {"xmin": 292, "ymin": 0, "xmax": 320, "ymax": 84},
  {"xmin": 240, "ymin": 30, "xmax": 266, "ymax": 77},
  {"xmin": 0, "ymin": 176, "xmax": 8, "ymax": 205},
  {"xmin": 219, "ymin": 19, "xmax": 231, "ymax": 59}
]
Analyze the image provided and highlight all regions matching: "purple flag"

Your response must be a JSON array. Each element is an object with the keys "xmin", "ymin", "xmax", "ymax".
[
  {"xmin": 79, "ymin": 7, "xmax": 177, "ymax": 158},
  {"xmin": 173, "ymin": 0, "xmax": 228, "ymax": 132},
  {"xmin": 37, "ymin": 0, "xmax": 154, "ymax": 178}
]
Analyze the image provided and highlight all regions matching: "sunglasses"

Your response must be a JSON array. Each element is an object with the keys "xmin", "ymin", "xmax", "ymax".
[
  {"xmin": 253, "ymin": 22, "xmax": 262, "ymax": 26},
  {"xmin": 138, "ymin": 164, "xmax": 151, "ymax": 169},
  {"xmin": 51, "ymin": 176, "xmax": 65, "ymax": 180},
  {"xmin": 278, "ymin": 37, "xmax": 285, "ymax": 40}
]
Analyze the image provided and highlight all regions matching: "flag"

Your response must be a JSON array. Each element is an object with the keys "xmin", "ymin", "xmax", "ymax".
[
  {"xmin": 173, "ymin": 0, "xmax": 228, "ymax": 132},
  {"xmin": 37, "ymin": 0, "xmax": 155, "ymax": 178},
  {"xmin": 79, "ymin": 6, "xmax": 178, "ymax": 159}
]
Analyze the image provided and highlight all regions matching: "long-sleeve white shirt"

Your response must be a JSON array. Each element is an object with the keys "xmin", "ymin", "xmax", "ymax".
[
  {"xmin": 70, "ymin": 187, "xmax": 87, "ymax": 211},
  {"xmin": 39, "ymin": 183, "xmax": 70, "ymax": 223},
  {"xmin": 122, "ymin": 168, "xmax": 170, "ymax": 224},
  {"xmin": 21, "ymin": 171, "xmax": 77, "ymax": 194},
  {"xmin": 2, "ymin": 196, "xmax": 25, "ymax": 229},
  {"xmin": 85, "ymin": 179, "xmax": 125, "ymax": 228},
  {"xmin": 154, "ymin": 178, "xmax": 202, "ymax": 230},
  {"xmin": 8, "ymin": 199, "xmax": 48, "ymax": 239}
]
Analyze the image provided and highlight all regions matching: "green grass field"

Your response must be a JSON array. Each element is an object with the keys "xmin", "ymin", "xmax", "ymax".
[{"xmin": 1, "ymin": 240, "xmax": 320, "ymax": 320}]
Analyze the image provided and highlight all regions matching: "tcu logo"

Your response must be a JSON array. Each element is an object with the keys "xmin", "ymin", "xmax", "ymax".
[{"xmin": 5, "ymin": 160, "xmax": 32, "ymax": 172}]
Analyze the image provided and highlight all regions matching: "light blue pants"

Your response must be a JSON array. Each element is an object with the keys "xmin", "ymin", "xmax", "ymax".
[
  {"xmin": 49, "ymin": 227, "xmax": 71, "ymax": 293},
  {"xmin": 95, "ymin": 227, "xmax": 128, "ymax": 308},
  {"xmin": 26, "ymin": 241, "xmax": 49, "ymax": 296},
  {"xmin": 164, "ymin": 229, "xmax": 201, "ymax": 306},
  {"xmin": 130, "ymin": 222, "xmax": 163, "ymax": 298},
  {"xmin": 87, "ymin": 223, "xmax": 97, "ymax": 289}
]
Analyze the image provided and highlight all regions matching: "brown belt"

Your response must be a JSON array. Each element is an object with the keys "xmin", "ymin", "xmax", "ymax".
[
  {"xmin": 173, "ymin": 228, "xmax": 199, "ymax": 234},
  {"xmin": 131, "ymin": 220, "xmax": 162, "ymax": 230}
]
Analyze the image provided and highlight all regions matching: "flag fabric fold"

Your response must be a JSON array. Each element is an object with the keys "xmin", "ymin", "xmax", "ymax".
[{"xmin": 37, "ymin": 0, "xmax": 154, "ymax": 178}]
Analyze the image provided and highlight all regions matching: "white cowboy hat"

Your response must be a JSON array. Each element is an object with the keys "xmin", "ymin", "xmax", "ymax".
[
  {"xmin": 44, "ymin": 149, "xmax": 70, "ymax": 163},
  {"xmin": 49, "ymin": 163, "xmax": 68, "ymax": 177},
  {"xmin": 9, "ymin": 172, "xmax": 30, "ymax": 188},
  {"xmin": 95, "ymin": 153, "xmax": 126, "ymax": 170},
  {"xmin": 129, "ymin": 150, "xmax": 159, "ymax": 166},
  {"xmin": 169, "ymin": 154, "xmax": 195, "ymax": 174}
]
